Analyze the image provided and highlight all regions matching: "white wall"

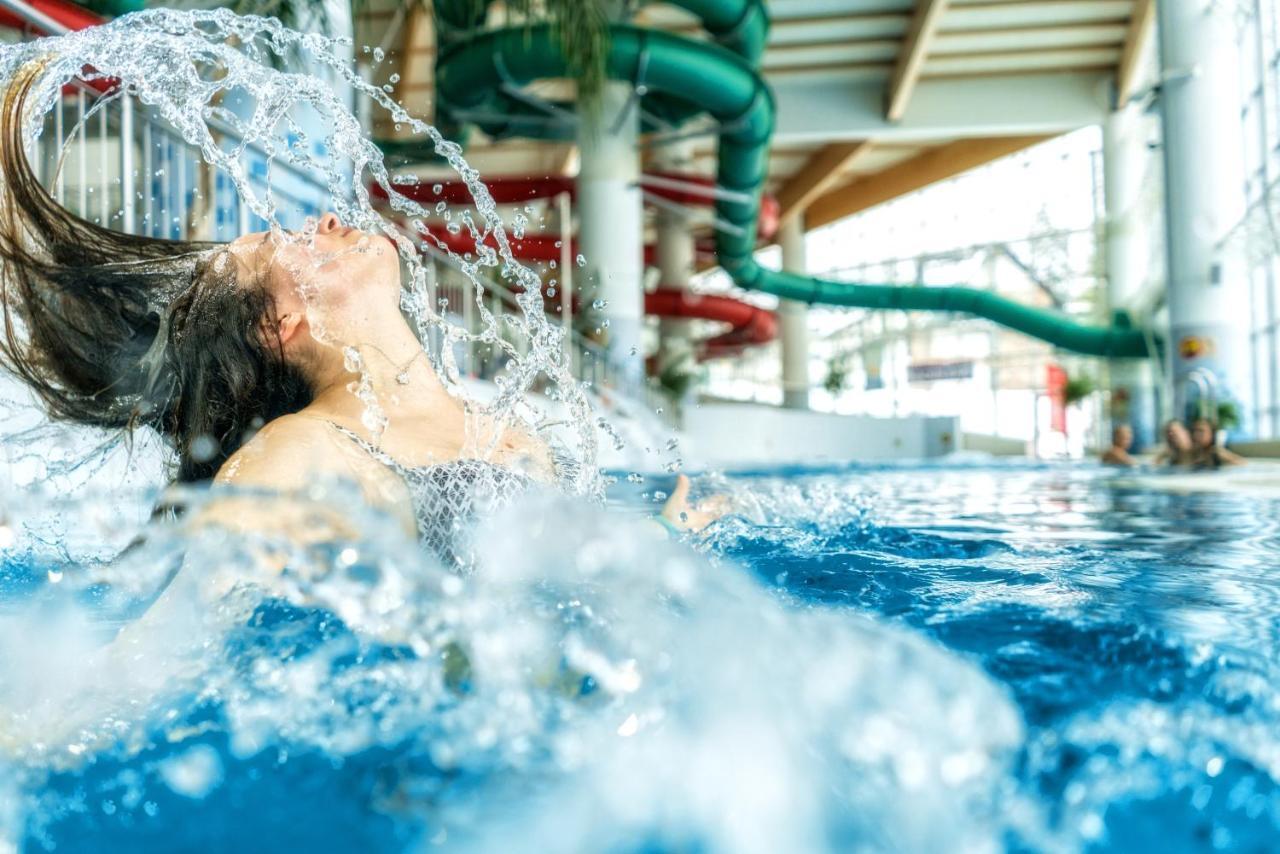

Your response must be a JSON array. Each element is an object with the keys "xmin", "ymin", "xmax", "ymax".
[{"xmin": 681, "ymin": 402, "xmax": 959, "ymax": 468}]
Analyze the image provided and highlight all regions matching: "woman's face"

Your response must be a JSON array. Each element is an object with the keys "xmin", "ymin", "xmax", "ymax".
[
  {"xmin": 1191, "ymin": 420, "xmax": 1215, "ymax": 448},
  {"xmin": 229, "ymin": 212, "xmax": 400, "ymax": 345}
]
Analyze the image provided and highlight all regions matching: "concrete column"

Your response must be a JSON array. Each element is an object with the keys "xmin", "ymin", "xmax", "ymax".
[
  {"xmin": 577, "ymin": 81, "xmax": 644, "ymax": 387},
  {"xmin": 1157, "ymin": 0, "xmax": 1253, "ymax": 435},
  {"xmin": 1103, "ymin": 101, "xmax": 1158, "ymax": 449},
  {"xmin": 653, "ymin": 140, "xmax": 697, "ymax": 387},
  {"xmin": 779, "ymin": 216, "xmax": 810, "ymax": 409}
]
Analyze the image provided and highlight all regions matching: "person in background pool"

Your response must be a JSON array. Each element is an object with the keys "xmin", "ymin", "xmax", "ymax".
[
  {"xmin": 0, "ymin": 66, "xmax": 714, "ymax": 563},
  {"xmin": 1153, "ymin": 419, "xmax": 1196, "ymax": 467},
  {"xmin": 1189, "ymin": 417, "xmax": 1246, "ymax": 470},
  {"xmin": 1100, "ymin": 424, "xmax": 1137, "ymax": 467}
]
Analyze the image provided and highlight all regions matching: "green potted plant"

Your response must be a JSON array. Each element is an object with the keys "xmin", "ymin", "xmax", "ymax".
[{"xmin": 823, "ymin": 354, "xmax": 849, "ymax": 396}]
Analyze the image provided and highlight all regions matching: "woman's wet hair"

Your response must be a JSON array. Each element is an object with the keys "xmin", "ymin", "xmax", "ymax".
[{"xmin": 0, "ymin": 63, "xmax": 311, "ymax": 481}]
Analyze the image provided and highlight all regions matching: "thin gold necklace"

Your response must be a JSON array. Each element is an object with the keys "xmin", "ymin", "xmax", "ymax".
[{"xmin": 364, "ymin": 342, "xmax": 426, "ymax": 385}]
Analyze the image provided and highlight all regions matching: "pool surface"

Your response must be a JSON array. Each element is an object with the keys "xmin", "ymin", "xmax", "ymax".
[{"xmin": 3, "ymin": 460, "xmax": 1279, "ymax": 852}]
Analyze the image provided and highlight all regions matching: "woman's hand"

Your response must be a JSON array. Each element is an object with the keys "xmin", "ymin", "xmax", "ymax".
[{"xmin": 660, "ymin": 474, "xmax": 729, "ymax": 533}]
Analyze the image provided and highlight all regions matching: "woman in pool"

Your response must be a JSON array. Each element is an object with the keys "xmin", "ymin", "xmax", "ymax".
[
  {"xmin": 1189, "ymin": 417, "xmax": 1245, "ymax": 470},
  {"xmin": 1153, "ymin": 419, "xmax": 1196, "ymax": 467},
  {"xmin": 0, "ymin": 70, "xmax": 712, "ymax": 560}
]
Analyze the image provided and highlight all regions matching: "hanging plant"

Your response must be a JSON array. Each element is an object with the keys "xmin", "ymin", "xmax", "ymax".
[
  {"xmin": 658, "ymin": 359, "xmax": 699, "ymax": 400},
  {"xmin": 462, "ymin": 0, "xmax": 612, "ymax": 98},
  {"xmin": 1063, "ymin": 373, "xmax": 1095, "ymax": 407},
  {"xmin": 1215, "ymin": 400, "xmax": 1240, "ymax": 431},
  {"xmin": 823, "ymin": 354, "xmax": 850, "ymax": 396}
]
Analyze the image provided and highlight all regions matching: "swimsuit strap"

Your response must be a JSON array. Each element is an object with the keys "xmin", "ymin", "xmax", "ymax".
[{"xmin": 324, "ymin": 421, "xmax": 408, "ymax": 473}]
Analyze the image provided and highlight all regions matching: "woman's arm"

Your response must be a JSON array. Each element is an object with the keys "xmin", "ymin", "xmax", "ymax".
[
  {"xmin": 660, "ymin": 474, "xmax": 728, "ymax": 533},
  {"xmin": 1215, "ymin": 447, "xmax": 1247, "ymax": 466}
]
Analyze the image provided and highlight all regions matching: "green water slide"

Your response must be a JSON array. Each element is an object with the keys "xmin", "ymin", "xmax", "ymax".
[{"xmin": 433, "ymin": 2, "xmax": 1154, "ymax": 359}]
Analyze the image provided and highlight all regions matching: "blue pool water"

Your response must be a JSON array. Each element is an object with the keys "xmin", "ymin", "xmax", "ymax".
[{"xmin": 3, "ymin": 460, "xmax": 1280, "ymax": 852}]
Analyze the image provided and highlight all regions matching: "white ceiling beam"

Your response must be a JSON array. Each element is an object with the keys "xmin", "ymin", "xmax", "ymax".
[
  {"xmin": 805, "ymin": 135, "xmax": 1053, "ymax": 229},
  {"xmin": 1115, "ymin": 0, "xmax": 1155, "ymax": 107},
  {"xmin": 886, "ymin": 0, "xmax": 952, "ymax": 121},
  {"xmin": 773, "ymin": 70, "xmax": 1111, "ymax": 144},
  {"xmin": 775, "ymin": 141, "xmax": 875, "ymax": 224}
]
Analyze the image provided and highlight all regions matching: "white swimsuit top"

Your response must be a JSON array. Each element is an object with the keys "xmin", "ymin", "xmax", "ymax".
[{"xmin": 326, "ymin": 422, "xmax": 533, "ymax": 568}]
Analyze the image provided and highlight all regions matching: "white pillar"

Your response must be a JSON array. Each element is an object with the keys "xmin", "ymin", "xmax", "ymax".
[
  {"xmin": 1157, "ymin": 0, "xmax": 1253, "ymax": 435},
  {"xmin": 654, "ymin": 140, "xmax": 697, "ymax": 386},
  {"xmin": 577, "ymin": 81, "xmax": 644, "ymax": 387},
  {"xmin": 779, "ymin": 216, "xmax": 810, "ymax": 409},
  {"xmin": 1103, "ymin": 100, "xmax": 1158, "ymax": 449}
]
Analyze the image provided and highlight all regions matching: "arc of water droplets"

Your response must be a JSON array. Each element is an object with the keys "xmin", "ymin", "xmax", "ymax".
[{"xmin": 0, "ymin": 8, "xmax": 605, "ymax": 496}]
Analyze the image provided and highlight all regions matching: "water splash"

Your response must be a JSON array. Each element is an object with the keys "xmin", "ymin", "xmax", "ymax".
[
  {"xmin": 0, "ymin": 484, "xmax": 1026, "ymax": 852},
  {"xmin": 0, "ymin": 8, "xmax": 601, "ymax": 496}
]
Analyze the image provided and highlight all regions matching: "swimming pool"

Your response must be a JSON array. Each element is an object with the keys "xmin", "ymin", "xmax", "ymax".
[{"xmin": 2, "ymin": 460, "xmax": 1278, "ymax": 852}]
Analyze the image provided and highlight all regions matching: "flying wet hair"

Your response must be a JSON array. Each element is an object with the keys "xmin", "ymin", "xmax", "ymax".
[{"xmin": 0, "ymin": 62, "xmax": 311, "ymax": 482}]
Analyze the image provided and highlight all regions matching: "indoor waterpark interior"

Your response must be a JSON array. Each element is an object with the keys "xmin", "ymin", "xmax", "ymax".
[{"xmin": 3, "ymin": 0, "xmax": 1280, "ymax": 851}]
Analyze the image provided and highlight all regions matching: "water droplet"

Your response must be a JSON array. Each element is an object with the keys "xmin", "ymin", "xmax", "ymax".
[
  {"xmin": 389, "ymin": 73, "xmax": 400, "ymax": 84},
  {"xmin": 576, "ymin": 254, "xmax": 586, "ymax": 267},
  {"xmin": 372, "ymin": 46, "xmax": 385, "ymax": 63},
  {"xmin": 592, "ymin": 299, "xmax": 607, "ymax": 310}
]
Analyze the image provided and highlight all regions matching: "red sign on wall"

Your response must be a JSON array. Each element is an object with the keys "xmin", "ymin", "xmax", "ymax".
[{"xmin": 1046, "ymin": 364, "xmax": 1067, "ymax": 434}]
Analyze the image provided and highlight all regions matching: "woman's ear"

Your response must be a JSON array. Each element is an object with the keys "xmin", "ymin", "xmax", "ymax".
[
  {"xmin": 262, "ymin": 310, "xmax": 304, "ymax": 348},
  {"xmin": 276, "ymin": 311, "xmax": 304, "ymax": 346}
]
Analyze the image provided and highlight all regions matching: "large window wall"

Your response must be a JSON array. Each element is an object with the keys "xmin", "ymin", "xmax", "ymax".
[{"xmin": 1240, "ymin": 0, "xmax": 1280, "ymax": 437}]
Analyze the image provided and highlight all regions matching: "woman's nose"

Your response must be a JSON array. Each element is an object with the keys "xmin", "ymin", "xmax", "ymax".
[{"xmin": 317, "ymin": 212, "xmax": 342, "ymax": 233}]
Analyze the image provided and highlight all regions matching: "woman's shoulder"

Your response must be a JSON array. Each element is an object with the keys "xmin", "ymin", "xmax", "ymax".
[{"xmin": 214, "ymin": 413, "xmax": 347, "ymax": 487}]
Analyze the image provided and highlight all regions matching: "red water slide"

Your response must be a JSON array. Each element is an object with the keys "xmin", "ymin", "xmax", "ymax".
[
  {"xmin": 372, "ymin": 173, "xmax": 780, "ymax": 240},
  {"xmin": 378, "ymin": 174, "xmax": 780, "ymax": 358}
]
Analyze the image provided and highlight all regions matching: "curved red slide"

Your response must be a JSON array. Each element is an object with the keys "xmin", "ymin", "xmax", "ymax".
[
  {"xmin": 645, "ymin": 289, "xmax": 776, "ymax": 359},
  {"xmin": 380, "ymin": 174, "xmax": 780, "ymax": 359},
  {"xmin": 418, "ymin": 223, "xmax": 776, "ymax": 359},
  {"xmin": 372, "ymin": 173, "xmax": 781, "ymax": 242},
  {"xmin": 418, "ymin": 223, "xmax": 718, "ymax": 267}
]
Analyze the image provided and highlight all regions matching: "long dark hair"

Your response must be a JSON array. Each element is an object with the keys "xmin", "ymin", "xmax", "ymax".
[{"xmin": 0, "ymin": 63, "xmax": 312, "ymax": 482}]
